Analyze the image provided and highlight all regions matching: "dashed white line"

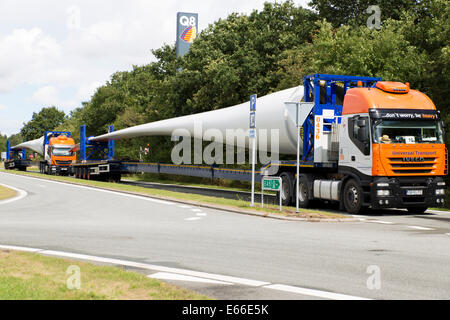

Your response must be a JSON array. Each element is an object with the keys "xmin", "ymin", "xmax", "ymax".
[
  {"xmin": 148, "ymin": 272, "xmax": 232, "ymax": 285},
  {"xmin": 365, "ymin": 220, "xmax": 394, "ymax": 225},
  {"xmin": 185, "ymin": 217, "xmax": 202, "ymax": 221},
  {"xmin": 190, "ymin": 208, "xmax": 203, "ymax": 212},
  {"xmin": 407, "ymin": 226, "xmax": 434, "ymax": 231},
  {"xmin": 263, "ymin": 284, "xmax": 370, "ymax": 300},
  {"xmin": 196, "ymin": 213, "xmax": 207, "ymax": 217}
]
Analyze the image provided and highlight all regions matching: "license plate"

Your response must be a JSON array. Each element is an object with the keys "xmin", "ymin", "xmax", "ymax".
[{"xmin": 407, "ymin": 190, "xmax": 423, "ymax": 196}]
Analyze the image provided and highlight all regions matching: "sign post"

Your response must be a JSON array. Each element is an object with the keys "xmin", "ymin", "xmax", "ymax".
[
  {"xmin": 261, "ymin": 177, "xmax": 282, "ymax": 211},
  {"xmin": 250, "ymin": 94, "xmax": 257, "ymax": 207},
  {"xmin": 296, "ymin": 103, "xmax": 300, "ymax": 213}
]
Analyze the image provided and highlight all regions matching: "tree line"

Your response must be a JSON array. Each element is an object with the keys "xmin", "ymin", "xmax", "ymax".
[{"xmin": 5, "ymin": 0, "xmax": 448, "ymax": 163}]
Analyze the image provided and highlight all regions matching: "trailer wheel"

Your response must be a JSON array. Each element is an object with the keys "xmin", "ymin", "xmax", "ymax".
[
  {"xmin": 279, "ymin": 172, "xmax": 294, "ymax": 206},
  {"xmin": 296, "ymin": 175, "xmax": 310, "ymax": 208},
  {"xmin": 343, "ymin": 179, "xmax": 363, "ymax": 214},
  {"xmin": 407, "ymin": 207, "xmax": 428, "ymax": 214}
]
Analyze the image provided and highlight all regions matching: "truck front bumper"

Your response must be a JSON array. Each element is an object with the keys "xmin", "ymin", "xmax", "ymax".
[
  {"xmin": 50, "ymin": 165, "xmax": 72, "ymax": 175},
  {"xmin": 371, "ymin": 176, "xmax": 446, "ymax": 209}
]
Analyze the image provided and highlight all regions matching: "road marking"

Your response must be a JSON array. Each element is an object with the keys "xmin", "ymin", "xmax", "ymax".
[
  {"xmin": 407, "ymin": 226, "xmax": 434, "ymax": 231},
  {"xmin": 148, "ymin": 272, "xmax": 232, "ymax": 285},
  {"xmin": 0, "ymin": 182, "xmax": 28, "ymax": 206},
  {"xmin": 365, "ymin": 220, "xmax": 394, "ymax": 225},
  {"xmin": 185, "ymin": 217, "xmax": 202, "ymax": 221},
  {"xmin": 190, "ymin": 208, "xmax": 203, "ymax": 212},
  {"xmin": 0, "ymin": 172, "xmax": 173, "ymax": 206},
  {"xmin": 263, "ymin": 284, "xmax": 371, "ymax": 300},
  {"xmin": 0, "ymin": 244, "xmax": 375, "ymax": 298},
  {"xmin": 179, "ymin": 205, "xmax": 192, "ymax": 209},
  {"xmin": 0, "ymin": 245, "xmax": 41, "ymax": 252},
  {"xmin": 196, "ymin": 213, "xmax": 207, "ymax": 217}
]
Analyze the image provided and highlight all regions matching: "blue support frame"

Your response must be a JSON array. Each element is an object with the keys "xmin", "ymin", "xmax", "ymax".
[
  {"xmin": 6, "ymin": 140, "xmax": 11, "ymax": 160},
  {"xmin": 6, "ymin": 140, "xmax": 26, "ymax": 160},
  {"xmin": 301, "ymin": 74, "xmax": 381, "ymax": 163},
  {"xmin": 79, "ymin": 125, "xmax": 114, "ymax": 161}
]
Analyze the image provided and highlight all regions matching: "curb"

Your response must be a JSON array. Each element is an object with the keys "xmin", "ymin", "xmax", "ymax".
[{"xmin": 0, "ymin": 171, "xmax": 358, "ymax": 222}]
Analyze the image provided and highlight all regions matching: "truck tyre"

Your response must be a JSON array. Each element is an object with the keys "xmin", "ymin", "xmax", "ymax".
[
  {"xmin": 407, "ymin": 207, "xmax": 428, "ymax": 214},
  {"xmin": 343, "ymin": 179, "xmax": 363, "ymax": 214},
  {"xmin": 297, "ymin": 175, "xmax": 310, "ymax": 208},
  {"xmin": 279, "ymin": 172, "xmax": 294, "ymax": 206}
]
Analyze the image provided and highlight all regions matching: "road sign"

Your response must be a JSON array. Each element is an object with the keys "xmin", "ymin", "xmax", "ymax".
[
  {"xmin": 250, "ymin": 94, "xmax": 257, "ymax": 111},
  {"xmin": 261, "ymin": 177, "xmax": 283, "ymax": 211},
  {"xmin": 176, "ymin": 12, "xmax": 198, "ymax": 58},
  {"xmin": 1, "ymin": 152, "xmax": 6, "ymax": 160},
  {"xmin": 249, "ymin": 112, "xmax": 256, "ymax": 129},
  {"xmin": 263, "ymin": 178, "xmax": 281, "ymax": 191}
]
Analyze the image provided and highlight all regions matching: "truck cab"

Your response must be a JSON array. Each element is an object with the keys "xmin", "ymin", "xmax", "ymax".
[
  {"xmin": 39, "ymin": 132, "xmax": 76, "ymax": 175},
  {"xmin": 338, "ymin": 81, "xmax": 447, "ymax": 213}
]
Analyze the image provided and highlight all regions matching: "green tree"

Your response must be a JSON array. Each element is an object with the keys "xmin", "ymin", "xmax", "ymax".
[
  {"xmin": 308, "ymin": 0, "xmax": 420, "ymax": 27},
  {"xmin": 20, "ymin": 107, "xmax": 66, "ymax": 141}
]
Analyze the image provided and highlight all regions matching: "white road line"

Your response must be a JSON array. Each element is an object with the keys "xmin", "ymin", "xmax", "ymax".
[
  {"xmin": 196, "ymin": 213, "xmax": 207, "ymax": 217},
  {"xmin": 0, "ymin": 245, "xmax": 269, "ymax": 287},
  {"xmin": 190, "ymin": 208, "xmax": 203, "ymax": 212},
  {"xmin": 0, "ymin": 182, "xmax": 28, "ymax": 205},
  {"xmin": 263, "ymin": 284, "xmax": 370, "ymax": 300},
  {"xmin": 185, "ymin": 217, "xmax": 202, "ymax": 221},
  {"xmin": 365, "ymin": 220, "xmax": 394, "ymax": 225},
  {"xmin": 148, "ymin": 272, "xmax": 232, "ymax": 285},
  {"xmin": 0, "ymin": 245, "xmax": 41, "ymax": 252},
  {"xmin": 0, "ymin": 172, "xmax": 173, "ymax": 206},
  {"xmin": 0, "ymin": 244, "xmax": 375, "ymax": 298},
  {"xmin": 407, "ymin": 226, "xmax": 434, "ymax": 231}
]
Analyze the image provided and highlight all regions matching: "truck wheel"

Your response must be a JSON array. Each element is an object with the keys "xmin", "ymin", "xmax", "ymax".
[
  {"xmin": 343, "ymin": 179, "xmax": 363, "ymax": 214},
  {"xmin": 407, "ymin": 207, "xmax": 428, "ymax": 214},
  {"xmin": 279, "ymin": 172, "xmax": 293, "ymax": 206},
  {"xmin": 297, "ymin": 175, "xmax": 310, "ymax": 208}
]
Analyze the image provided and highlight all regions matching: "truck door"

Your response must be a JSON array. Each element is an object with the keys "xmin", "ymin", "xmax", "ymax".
[{"xmin": 339, "ymin": 115, "xmax": 372, "ymax": 176}]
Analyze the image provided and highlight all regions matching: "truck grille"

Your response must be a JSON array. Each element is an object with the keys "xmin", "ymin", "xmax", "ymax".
[
  {"xmin": 55, "ymin": 160, "xmax": 72, "ymax": 165},
  {"xmin": 389, "ymin": 157, "xmax": 436, "ymax": 175}
]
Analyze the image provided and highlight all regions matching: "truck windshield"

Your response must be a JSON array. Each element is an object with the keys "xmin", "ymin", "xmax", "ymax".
[
  {"xmin": 373, "ymin": 120, "xmax": 444, "ymax": 144},
  {"xmin": 52, "ymin": 147, "xmax": 74, "ymax": 156}
]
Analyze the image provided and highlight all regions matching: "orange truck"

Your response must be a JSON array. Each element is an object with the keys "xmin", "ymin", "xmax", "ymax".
[
  {"xmin": 268, "ymin": 74, "xmax": 447, "ymax": 214},
  {"xmin": 39, "ymin": 131, "xmax": 76, "ymax": 175}
]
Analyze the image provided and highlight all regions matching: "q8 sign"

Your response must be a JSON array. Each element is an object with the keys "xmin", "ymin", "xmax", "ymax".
[{"xmin": 176, "ymin": 12, "xmax": 198, "ymax": 57}]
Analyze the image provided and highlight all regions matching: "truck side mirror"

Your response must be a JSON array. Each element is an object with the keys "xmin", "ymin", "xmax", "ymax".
[{"xmin": 357, "ymin": 119, "xmax": 367, "ymax": 127}]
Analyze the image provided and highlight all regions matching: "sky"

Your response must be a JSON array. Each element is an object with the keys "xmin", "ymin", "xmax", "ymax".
[{"xmin": 0, "ymin": 0, "xmax": 310, "ymax": 136}]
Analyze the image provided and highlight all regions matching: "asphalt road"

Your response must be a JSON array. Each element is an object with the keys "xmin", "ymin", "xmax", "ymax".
[{"xmin": 0, "ymin": 172, "xmax": 449, "ymax": 300}]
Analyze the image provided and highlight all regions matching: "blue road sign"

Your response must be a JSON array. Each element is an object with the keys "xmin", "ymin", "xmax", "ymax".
[
  {"xmin": 249, "ymin": 112, "xmax": 256, "ymax": 129},
  {"xmin": 250, "ymin": 94, "xmax": 257, "ymax": 111}
]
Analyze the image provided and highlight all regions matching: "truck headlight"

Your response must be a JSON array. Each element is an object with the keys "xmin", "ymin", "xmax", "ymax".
[
  {"xmin": 377, "ymin": 190, "xmax": 390, "ymax": 197},
  {"xmin": 437, "ymin": 182, "xmax": 446, "ymax": 186},
  {"xmin": 377, "ymin": 183, "xmax": 389, "ymax": 187},
  {"xmin": 435, "ymin": 189, "xmax": 445, "ymax": 195}
]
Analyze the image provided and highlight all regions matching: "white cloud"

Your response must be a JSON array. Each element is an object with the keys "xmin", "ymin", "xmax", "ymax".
[{"xmin": 31, "ymin": 86, "xmax": 77, "ymax": 110}]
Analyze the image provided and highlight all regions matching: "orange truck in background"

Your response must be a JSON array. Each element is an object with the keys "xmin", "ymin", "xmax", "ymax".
[{"xmin": 39, "ymin": 132, "xmax": 76, "ymax": 175}]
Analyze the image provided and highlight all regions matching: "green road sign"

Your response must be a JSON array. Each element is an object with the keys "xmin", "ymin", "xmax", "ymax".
[{"xmin": 263, "ymin": 178, "xmax": 281, "ymax": 191}]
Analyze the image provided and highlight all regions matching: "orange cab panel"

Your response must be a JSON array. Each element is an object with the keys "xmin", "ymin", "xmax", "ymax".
[{"xmin": 373, "ymin": 144, "xmax": 446, "ymax": 177}]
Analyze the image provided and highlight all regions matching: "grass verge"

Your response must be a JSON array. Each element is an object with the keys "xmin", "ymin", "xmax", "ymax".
[
  {"xmin": 0, "ymin": 169, "xmax": 346, "ymax": 219},
  {"xmin": 0, "ymin": 185, "xmax": 17, "ymax": 201},
  {"xmin": 0, "ymin": 249, "xmax": 209, "ymax": 300}
]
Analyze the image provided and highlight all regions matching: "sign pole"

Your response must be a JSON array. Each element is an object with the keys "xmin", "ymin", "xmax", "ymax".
[
  {"xmin": 296, "ymin": 102, "xmax": 300, "ymax": 213},
  {"xmin": 250, "ymin": 94, "xmax": 257, "ymax": 207}
]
